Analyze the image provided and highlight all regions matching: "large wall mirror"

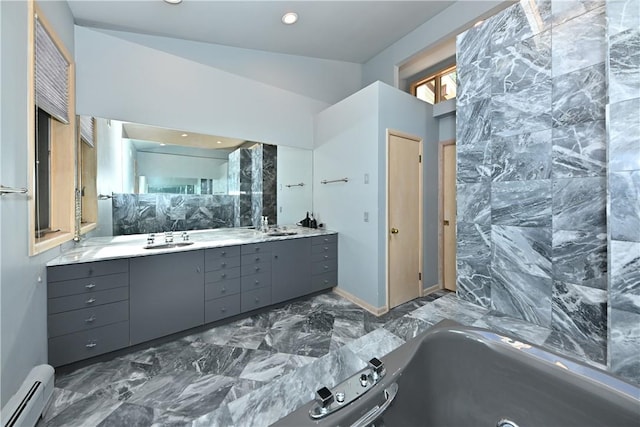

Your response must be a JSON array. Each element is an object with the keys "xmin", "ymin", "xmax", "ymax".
[{"xmin": 88, "ymin": 117, "xmax": 313, "ymax": 237}]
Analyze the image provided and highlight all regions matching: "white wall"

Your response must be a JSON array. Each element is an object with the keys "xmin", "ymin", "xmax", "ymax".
[
  {"xmin": 75, "ymin": 26, "xmax": 330, "ymax": 151},
  {"xmin": 276, "ymin": 146, "xmax": 313, "ymax": 225},
  {"xmin": 314, "ymin": 84, "xmax": 381, "ymax": 307},
  {"xmin": 95, "ymin": 29, "xmax": 363, "ymax": 106},
  {"xmin": 0, "ymin": 0, "xmax": 75, "ymax": 408},
  {"xmin": 314, "ymin": 82, "xmax": 436, "ymax": 309}
]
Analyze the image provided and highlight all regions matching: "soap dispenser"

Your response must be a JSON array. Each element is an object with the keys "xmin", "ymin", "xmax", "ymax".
[{"xmin": 309, "ymin": 213, "xmax": 317, "ymax": 229}]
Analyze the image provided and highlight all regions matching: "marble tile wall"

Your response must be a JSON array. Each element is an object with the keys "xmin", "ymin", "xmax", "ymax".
[
  {"xmin": 606, "ymin": 0, "xmax": 640, "ymax": 384},
  {"xmin": 228, "ymin": 148, "xmax": 253, "ymax": 227},
  {"xmin": 250, "ymin": 144, "xmax": 278, "ymax": 228},
  {"xmin": 112, "ymin": 193, "xmax": 236, "ymax": 235},
  {"xmin": 456, "ymin": 0, "xmax": 612, "ymax": 367}
]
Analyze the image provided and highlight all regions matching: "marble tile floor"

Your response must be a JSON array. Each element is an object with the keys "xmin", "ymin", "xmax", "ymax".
[{"xmin": 41, "ymin": 290, "xmax": 608, "ymax": 427}]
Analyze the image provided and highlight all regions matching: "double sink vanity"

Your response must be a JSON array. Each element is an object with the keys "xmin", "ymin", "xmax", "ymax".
[{"xmin": 46, "ymin": 227, "xmax": 338, "ymax": 367}]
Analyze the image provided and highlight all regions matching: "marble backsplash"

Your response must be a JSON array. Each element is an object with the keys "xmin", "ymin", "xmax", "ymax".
[
  {"xmin": 112, "ymin": 193, "xmax": 236, "ymax": 235},
  {"xmin": 455, "ymin": 0, "xmax": 631, "ymax": 378}
]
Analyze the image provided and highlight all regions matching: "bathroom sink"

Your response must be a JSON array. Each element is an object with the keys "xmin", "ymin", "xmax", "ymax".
[
  {"xmin": 143, "ymin": 241, "xmax": 195, "ymax": 250},
  {"xmin": 266, "ymin": 231, "xmax": 298, "ymax": 237}
]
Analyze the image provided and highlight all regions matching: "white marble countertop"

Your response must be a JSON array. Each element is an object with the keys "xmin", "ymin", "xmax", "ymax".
[{"xmin": 47, "ymin": 226, "xmax": 337, "ymax": 267}]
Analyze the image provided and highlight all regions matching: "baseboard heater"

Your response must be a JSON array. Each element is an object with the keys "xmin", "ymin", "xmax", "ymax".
[{"xmin": 1, "ymin": 365, "xmax": 54, "ymax": 427}]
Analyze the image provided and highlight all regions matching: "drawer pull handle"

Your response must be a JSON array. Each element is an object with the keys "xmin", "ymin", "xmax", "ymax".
[
  {"xmin": 85, "ymin": 283, "xmax": 95, "ymax": 289},
  {"xmin": 324, "ymin": 247, "xmax": 329, "ymax": 251},
  {"xmin": 86, "ymin": 298, "xmax": 96, "ymax": 304},
  {"xmin": 222, "ymin": 251, "xmax": 227, "ymax": 256},
  {"xmin": 196, "ymin": 266, "xmax": 201, "ymax": 273},
  {"xmin": 255, "ymin": 247, "xmax": 260, "ymax": 252},
  {"xmin": 221, "ymin": 307, "xmax": 227, "ymax": 313},
  {"xmin": 324, "ymin": 265, "xmax": 329, "ymax": 269},
  {"xmin": 324, "ymin": 280, "xmax": 329, "ymax": 284},
  {"xmin": 85, "ymin": 315, "xmax": 96, "ymax": 323},
  {"xmin": 324, "ymin": 238, "xmax": 329, "ymax": 242},
  {"xmin": 255, "ymin": 257, "xmax": 260, "ymax": 262},
  {"xmin": 324, "ymin": 255, "xmax": 329, "ymax": 259},
  {"xmin": 85, "ymin": 342, "xmax": 97, "ymax": 348},
  {"xmin": 221, "ymin": 273, "xmax": 227, "ymax": 279},
  {"xmin": 255, "ymin": 297, "xmax": 260, "ymax": 303},
  {"xmin": 255, "ymin": 267, "xmax": 261, "ymax": 272},
  {"xmin": 222, "ymin": 262, "xmax": 227, "ymax": 267},
  {"xmin": 221, "ymin": 287, "xmax": 227, "ymax": 293},
  {"xmin": 88, "ymin": 268, "xmax": 94, "ymax": 276},
  {"xmin": 254, "ymin": 280, "xmax": 260, "ymax": 285}
]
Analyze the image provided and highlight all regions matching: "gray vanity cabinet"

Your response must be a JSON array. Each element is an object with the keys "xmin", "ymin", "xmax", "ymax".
[
  {"xmin": 311, "ymin": 234, "xmax": 338, "ymax": 292},
  {"xmin": 204, "ymin": 246, "xmax": 241, "ymax": 323},
  {"xmin": 130, "ymin": 250, "xmax": 204, "ymax": 345},
  {"xmin": 47, "ymin": 259, "xmax": 130, "ymax": 367},
  {"xmin": 271, "ymin": 238, "xmax": 312, "ymax": 304}
]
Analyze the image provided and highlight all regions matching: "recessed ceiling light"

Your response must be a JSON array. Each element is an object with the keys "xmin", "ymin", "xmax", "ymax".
[
  {"xmin": 164, "ymin": 0, "xmax": 182, "ymax": 4},
  {"xmin": 282, "ymin": 12, "xmax": 298, "ymax": 25},
  {"xmin": 181, "ymin": 133, "xmax": 188, "ymax": 137},
  {"xmin": 217, "ymin": 141, "xmax": 222, "ymax": 144},
  {"xmin": 474, "ymin": 20, "xmax": 484, "ymax": 27},
  {"xmin": 160, "ymin": 143, "xmax": 166, "ymax": 146}
]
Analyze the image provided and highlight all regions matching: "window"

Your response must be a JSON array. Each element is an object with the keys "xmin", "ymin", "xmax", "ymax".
[
  {"xmin": 28, "ymin": 1, "xmax": 76, "ymax": 255},
  {"xmin": 411, "ymin": 65, "xmax": 457, "ymax": 105}
]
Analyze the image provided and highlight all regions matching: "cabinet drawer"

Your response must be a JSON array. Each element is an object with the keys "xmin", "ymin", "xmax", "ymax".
[
  {"xmin": 205, "ymin": 278, "xmax": 241, "ymax": 301},
  {"xmin": 312, "ymin": 259, "xmax": 338, "ymax": 275},
  {"xmin": 241, "ymin": 262, "xmax": 272, "ymax": 277},
  {"xmin": 205, "ymin": 294, "xmax": 241, "ymax": 323},
  {"xmin": 241, "ymin": 286, "xmax": 272, "ymax": 312},
  {"xmin": 312, "ymin": 234, "xmax": 337, "ymax": 246},
  {"xmin": 312, "ymin": 271, "xmax": 337, "ymax": 292},
  {"xmin": 205, "ymin": 246, "xmax": 241, "ymax": 264},
  {"xmin": 241, "ymin": 243, "xmax": 272, "ymax": 255},
  {"xmin": 311, "ymin": 250, "xmax": 337, "ymax": 263},
  {"xmin": 48, "ymin": 272, "xmax": 129, "ymax": 298},
  {"xmin": 48, "ymin": 321, "xmax": 129, "ymax": 367},
  {"xmin": 48, "ymin": 300, "xmax": 129, "ymax": 338},
  {"xmin": 48, "ymin": 286, "xmax": 128, "ymax": 314},
  {"xmin": 241, "ymin": 271, "xmax": 272, "ymax": 292},
  {"xmin": 241, "ymin": 253, "xmax": 271, "ymax": 265},
  {"xmin": 312, "ymin": 243, "xmax": 337, "ymax": 255},
  {"xmin": 48, "ymin": 259, "xmax": 129, "ymax": 282},
  {"xmin": 205, "ymin": 255, "xmax": 241, "ymax": 272},
  {"xmin": 205, "ymin": 267, "xmax": 241, "ymax": 284}
]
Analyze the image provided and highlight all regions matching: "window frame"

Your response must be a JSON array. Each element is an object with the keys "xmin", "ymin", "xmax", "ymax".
[
  {"xmin": 27, "ymin": 0, "xmax": 77, "ymax": 255},
  {"xmin": 410, "ymin": 65, "xmax": 457, "ymax": 105}
]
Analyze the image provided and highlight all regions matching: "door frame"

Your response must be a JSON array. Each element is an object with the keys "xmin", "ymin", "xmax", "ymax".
[
  {"xmin": 438, "ymin": 139, "xmax": 456, "ymax": 290},
  {"xmin": 385, "ymin": 129, "xmax": 424, "ymax": 312}
]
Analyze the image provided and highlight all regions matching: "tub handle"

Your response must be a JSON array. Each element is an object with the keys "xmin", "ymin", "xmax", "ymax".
[{"xmin": 350, "ymin": 382, "xmax": 398, "ymax": 427}]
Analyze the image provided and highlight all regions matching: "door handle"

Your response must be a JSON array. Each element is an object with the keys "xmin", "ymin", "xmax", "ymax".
[
  {"xmin": 443, "ymin": 220, "xmax": 450, "ymax": 226},
  {"xmin": 390, "ymin": 228, "xmax": 399, "ymax": 234}
]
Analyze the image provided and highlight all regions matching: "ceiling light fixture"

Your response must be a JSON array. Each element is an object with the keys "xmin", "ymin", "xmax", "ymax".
[
  {"xmin": 164, "ymin": 0, "xmax": 182, "ymax": 4},
  {"xmin": 160, "ymin": 143, "xmax": 166, "ymax": 146},
  {"xmin": 217, "ymin": 141, "xmax": 222, "ymax": 144},
  {"xmin": 281, "ymin": 12, "xmax": 298, "ymax": 25},
  {"xmin": 181, "ymin": 133, "xmax": 188, "ymax": 137}
]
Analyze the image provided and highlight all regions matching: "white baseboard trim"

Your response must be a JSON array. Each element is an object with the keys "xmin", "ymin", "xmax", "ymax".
[
  {"xmin": 332, "ymin": 287, "xmax": 387, "ymax": 316},
  {"xmin": 422, "ymin": 284, "xmax": 441, "ymax": 296}
]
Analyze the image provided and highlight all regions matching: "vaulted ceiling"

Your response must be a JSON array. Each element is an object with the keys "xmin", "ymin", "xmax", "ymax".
[{"xmin": 67, "ymin": 1, "xmax": 454, "ymax": 63}]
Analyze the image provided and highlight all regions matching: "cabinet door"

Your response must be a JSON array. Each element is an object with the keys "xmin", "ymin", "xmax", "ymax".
[
  {"xmin": 271, "ymin": 238, "xmax": 312, "ymax": 304},
  {"xmin": 130, "ymin": 250, "xmax": 204, "ymax": 345}
]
